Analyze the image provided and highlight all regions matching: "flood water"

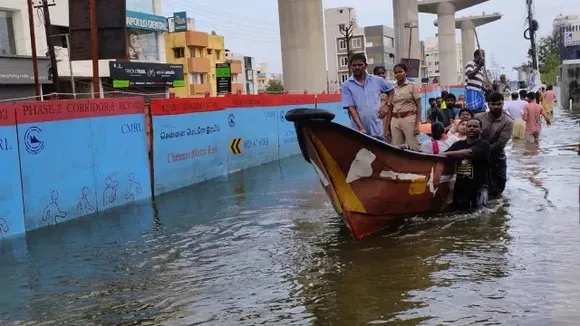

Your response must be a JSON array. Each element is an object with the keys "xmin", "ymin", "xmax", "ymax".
[{"xmin": 0, "ymin": 109, "xmax": 579, "ymax": 325}]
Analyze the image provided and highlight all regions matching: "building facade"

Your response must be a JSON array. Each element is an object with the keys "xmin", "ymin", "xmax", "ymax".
[
  {"xmin": 324, "ymin": 8, "xmax": 396, "ymax": 89},
  {"xmin": 553, "ymin": 14, "xmax": 580, "ymax": 62},
  {"xmin": 164, "ymin": 29, "xmax": 226, "ymax": 97},
  {"xmin": 423, "ymin": 36, "xmax": 463, "ymax": 84},
  {"xmin": 225, "ymin": 52, "xmax": 257, "ymax": 95},
  {"xmin": 243, "ymin": 56, "xmax": 257, "ymax": 95},
  {"xmin": 324, "ymin": 7, "xmax": 360, "ymax": 92},
  {"xmin": 256, "ymin": 63, "xmax": 270, "ymax": 91},
  {"xmin": 0, "ymin": 3, "xmax": 50, "ymax": 99},
  {"xmin": 363, "ymin": 25, "xmax": 396, "ymax": 80}
]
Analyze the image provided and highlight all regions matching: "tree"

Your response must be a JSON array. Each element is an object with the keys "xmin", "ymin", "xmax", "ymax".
[
  {"xmin": 529, "ymin": 32, "xmax": 560, "ymax": 85},
  {"xmin": 265, "ymin": 79, "xmax": 284, "ymax": 93}
]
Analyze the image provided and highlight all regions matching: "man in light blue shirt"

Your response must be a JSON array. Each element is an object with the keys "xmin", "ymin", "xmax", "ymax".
[{"xmin": 341, "ymin": 53, "xmax": 395, "ymax": 140}]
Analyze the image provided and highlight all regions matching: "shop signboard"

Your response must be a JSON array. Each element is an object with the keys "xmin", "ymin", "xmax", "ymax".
[
  {"xmin": 109, "ymin": 61, "xmax": 185, "ymax": 88},
  {"xmin": 216, "ymin": 63, "xmax": 232, "ymax": 94}
]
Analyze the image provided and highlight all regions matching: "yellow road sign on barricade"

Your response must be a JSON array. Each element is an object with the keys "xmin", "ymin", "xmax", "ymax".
[{"xmin": 229, "ymin": 138, "xmax": 242, "ymax": 155}]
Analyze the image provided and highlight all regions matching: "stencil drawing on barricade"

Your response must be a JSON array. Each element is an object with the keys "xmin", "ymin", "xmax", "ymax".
[
  {"xmin": 0, "ymin": 218, "xmax": 8, "ymax": 239},
  {"xmin": 125, "ymin": 172, "xmax": 142, "ymax": 202},
  {"xmin": 103, "ymin": 176, "xmax": 119, "ymax": 207},
  {"xmin": 42, "ymin": 190, "xmax": 67, "ymax": 226},
  {"xmin": 77, "ymin": 186, "xmax": 96, "ymax": 216}
]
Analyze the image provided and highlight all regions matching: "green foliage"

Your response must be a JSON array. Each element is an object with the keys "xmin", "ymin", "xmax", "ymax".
[
  {"xmin": 265, "ymin": 79, "xmax": 284, "ymax": 92},
  {"xmin": 530, "ymin": 33, "xmax": 560, "ymax": 85}
]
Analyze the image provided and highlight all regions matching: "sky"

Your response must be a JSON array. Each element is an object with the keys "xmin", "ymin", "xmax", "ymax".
[{"xmin": 163, "ymin": 0, "xmax": 577, "ymax": 79}]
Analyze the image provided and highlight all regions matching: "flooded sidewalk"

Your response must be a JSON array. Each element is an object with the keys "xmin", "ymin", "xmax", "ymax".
[{"xmin": 0, "ymin": 110, "xmax": 578, "ymax": 325}]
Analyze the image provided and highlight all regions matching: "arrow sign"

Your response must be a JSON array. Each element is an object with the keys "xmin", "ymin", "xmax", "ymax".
[{"xmin": 229, "ymin": 138, "xmax": 242, "ymax": 155}]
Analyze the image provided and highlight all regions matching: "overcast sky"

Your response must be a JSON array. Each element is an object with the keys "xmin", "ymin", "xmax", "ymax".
[{"xmin": 163, "ymin": 0, "xmax": 577, "ymax": 79}]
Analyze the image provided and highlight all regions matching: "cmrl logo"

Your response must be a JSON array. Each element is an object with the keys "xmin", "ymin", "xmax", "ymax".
[
  {"xmin": 24, "ymin": 126, "xmax": 44, "ymax": 155},
  {"xmin": 228, "ymin": 113, "xmax": 236, "ymax": 128}
]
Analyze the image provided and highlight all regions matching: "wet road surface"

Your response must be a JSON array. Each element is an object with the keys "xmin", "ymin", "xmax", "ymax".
[{"xmin": 0, "ymin": 109, "xmax": 578, "ymax": 325}]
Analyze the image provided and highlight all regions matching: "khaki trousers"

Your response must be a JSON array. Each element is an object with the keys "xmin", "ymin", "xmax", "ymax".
[{"xmin": 389, "ymin": 115, "xmax": 420, "ymax": 151}]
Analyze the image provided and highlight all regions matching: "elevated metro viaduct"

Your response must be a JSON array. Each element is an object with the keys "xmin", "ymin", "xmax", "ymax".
[
  {"xmin": 277, "ymin": 0, "xmax": 424, "ymax": 92},
  {"xmin": 276, "ymin": 0, "xmax": 499, "ymax": 91},
  {"xmin": 418, "ymin": 0, "xmax": 489, "ymax": 85},
  {"xmin": 435, "ymin": 13, "xmax": 503, "ymax": 77}
]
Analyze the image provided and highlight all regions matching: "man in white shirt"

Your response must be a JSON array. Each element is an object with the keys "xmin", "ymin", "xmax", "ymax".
[{"xmin": 503, "ymin": 92, "xmax": 527, "ymax": 139}]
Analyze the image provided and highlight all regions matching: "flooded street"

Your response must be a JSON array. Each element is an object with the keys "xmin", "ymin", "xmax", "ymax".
[{"xmin": 0, "ymin": 109, "xmax": 578, "ymax": 325}]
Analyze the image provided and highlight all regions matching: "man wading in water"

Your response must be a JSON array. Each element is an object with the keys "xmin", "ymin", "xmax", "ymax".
[
  {"xmin": 342, "ymin": 53, "xmax": 395, "ymax": 141},
  {"xmin": 476, "ymin": 92, "xmax": 514, "ymax": 199},
  {"xmin": 441, "ymin": 118, "xmax": 491, "ymax": 212}
]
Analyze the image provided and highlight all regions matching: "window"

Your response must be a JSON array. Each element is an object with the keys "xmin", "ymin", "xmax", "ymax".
[
  {"xmin": 189, "ymin": 73, "xmax": 205, "ymax": 84},
  {"xmin": 383, "ymin": 36, "xmax": 394, "ymax": 47},
  {"xmin": 368, "ymin": 57, "xmax": 374, "ymax": 64},
  {"xmin": 173, "ymin": 47, "xmax": 185, "ymax": 58},
  {"xmin": 338, "ymin": 24, "xmax": 345, "ymax": 32},
  {"xmin": 338, "ymin": 39, "xmax": 346, "ymax": 50},
  {"xmin": 0, "ymin": 11, "xmax": 16, "ymax": 55},
  {"xmin": 339, "ymin": 56, "xmax": 348, "ymax": 67},
  {"xmin": 435, "ymin": 61, "xmax": 439, "ymax": 66},
  {"xmin": 351, "ymin": 38, "xmax": 361, "ymax": 49},
  {"xmin": 340, "ymin": 74, "xmax": 349, "ymax": 83}
]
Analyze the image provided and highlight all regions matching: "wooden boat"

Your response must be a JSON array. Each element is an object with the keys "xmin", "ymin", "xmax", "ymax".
[{"xmin": 285, "ymin": 108, "xmax": 457, "ymax": 240}]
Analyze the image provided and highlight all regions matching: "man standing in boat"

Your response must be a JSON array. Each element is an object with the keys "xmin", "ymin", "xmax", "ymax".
[
  {"xmin": 475, "ymin": 92, "xmax": 514, "ymax": 199},
  {"xmin": 341, "ymin": 53, "xmax": 395, "ymax": 140},
  {"xmin": 464, "ymin": 50, "xmax": 487, "ymax": 113},
  {"xmin": 441, "ymin": 118, "xmax": 491, "ymax": 212}
]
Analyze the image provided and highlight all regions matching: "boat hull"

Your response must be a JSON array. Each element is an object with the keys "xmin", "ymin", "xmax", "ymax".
[{"xmin": 288, "ymin": 109, "xmax": 456, "ymax": 240}]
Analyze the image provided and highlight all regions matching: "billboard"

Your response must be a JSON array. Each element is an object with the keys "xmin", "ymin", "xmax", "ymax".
[
  {"xmin": 127, "ymin": 30, "xmax": 159, "ymax": 61},
  {"xmin": 125, "ymin": 11, "xmax": 167, "ymax": 62},
  {"xmin": 173, "ymin": 12, "xmax": 188, "ymax": 32},
  {"xmin": 68, "ymin": 0, "xmax": 127, "ymax": 61},
  {"xmin": 216, "ymin": 63, "xmax": 232, "ymax": 94},
  {"xmin": 564, "ymin": 30, "xmax": 580, "ymax": 47},
  {"xmin": 109, "ymin": 61, "xmax": 184, "ymax": 88}
]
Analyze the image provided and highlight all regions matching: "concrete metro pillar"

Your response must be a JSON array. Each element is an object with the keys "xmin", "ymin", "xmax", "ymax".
[
  {"xmin": 277, "ymin": 0, "xmax": 327, "ymax": 93},
  {"xmin": 393, "ymin": 0, "xmax": 421, "ymax": 75},
  {"xmin": 436, "ymin": 2, "xmax": 458, "ymax": 86},
  {"xmin": 460, "ymin": 20, "xmax": 476, "ymax": 75}
]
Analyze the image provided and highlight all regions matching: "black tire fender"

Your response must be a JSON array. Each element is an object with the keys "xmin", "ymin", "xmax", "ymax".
[{"xmin": 285, "ymin": 108, "xmax": 335, "ymax": 123}]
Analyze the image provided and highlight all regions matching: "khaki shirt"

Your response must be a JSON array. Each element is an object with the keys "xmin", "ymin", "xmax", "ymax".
[
  {"xmin": 392, "ymin": 80, "xmax": 420, "ymax": 113},
  {"xmin": 476, "ymin": 111, "xmax": 514, "ymax": 159}
]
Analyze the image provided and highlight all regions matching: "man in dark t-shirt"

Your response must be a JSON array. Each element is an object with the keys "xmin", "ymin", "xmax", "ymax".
[{"xmin": 440, "ymin": 118, "xmax": 491, "ymax": 212}]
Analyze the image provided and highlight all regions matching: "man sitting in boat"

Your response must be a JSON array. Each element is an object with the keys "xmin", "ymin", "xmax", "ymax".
[
  {"xmin": 475, "ymin": 92, "xmax": 514, "ymax": 199},
  {"xmin": 440, "ymin": 118, "xmax": 491, "ymax": 212},
  {"xmin": 341, "ymin": 53, "xmax": 395, "ymax": 141},
  {"xmin": 442, "ymin": 93, "xmax": 459, "ymax": 132},
  {"xmin": 425, "ymin": 98, "xmax": 438, "ymax": 123}
]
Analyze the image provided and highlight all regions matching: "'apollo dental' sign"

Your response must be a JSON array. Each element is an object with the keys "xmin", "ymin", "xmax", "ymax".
[{"xmin": 126, "ymin": 10, "xmax": 168, "ymax": 32}]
